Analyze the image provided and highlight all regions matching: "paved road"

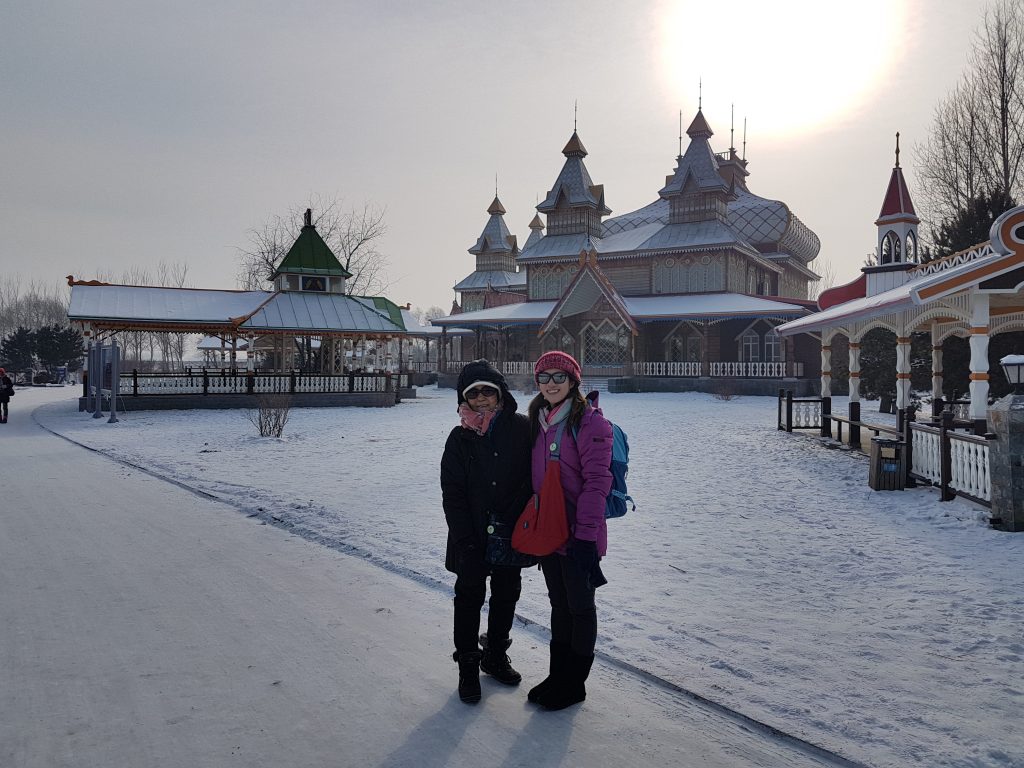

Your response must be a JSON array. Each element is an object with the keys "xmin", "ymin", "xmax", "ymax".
[{"xmin": 1, "ymin": 388, "xmax": 849, "ymax": 768}]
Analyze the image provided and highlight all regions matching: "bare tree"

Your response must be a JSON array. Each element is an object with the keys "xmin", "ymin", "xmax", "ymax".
[
  {"xmin": 807, "ymin": 258, "xmax": 838, "ymax": 302},
  {"xmin": 0, "ymin": 277, "xmax": 69, "ymax": 340},
  {"xmin": 916, "ymin": 0, "xmax": 1024, "ymax": 227},
  {"xmin": 237, "ymin": 195, "xmax": 390, "ymax": 296}
]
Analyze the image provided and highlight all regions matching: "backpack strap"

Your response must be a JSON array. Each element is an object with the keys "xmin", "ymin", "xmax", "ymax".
[{"xmin": 547, "ymin": 421, "xmax": 568, "ymax": 460}]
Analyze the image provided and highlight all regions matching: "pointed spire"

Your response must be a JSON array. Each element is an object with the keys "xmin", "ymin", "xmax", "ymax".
[
  {"xmin": 730, "ymin": 103, "xmax": 735, "ymax": 153},
  {"xmin": 686, "ymin": 109, "xmax": 713, "ymax": 139},
  {"xmin": 529, "ymin": 213, "xmax": 544, "ymax": 230},
  {"xmin": 876, "ymin": 133, "xmax": 919, "ymax": 222},
  {"xmin": 562, "ymin": 130, "xmax": 588, "ymax": 157},
  {"xmin": 487, "ymin": 195, "xmax": 506, "ymax": 215}
]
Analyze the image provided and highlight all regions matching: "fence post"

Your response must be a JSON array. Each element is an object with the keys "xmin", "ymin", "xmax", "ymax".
[
  {"xmin": 903, "ymin": 404, "xmax": 916, "ymax": 488},
  {"xmin": 820, "ymin": 395, "xmax": 832, "ymax": 438},
  {"xmin": 777, "ymin": 388, "xmax": 784, "ymax": 430},
  {"xmin": 289, "ymin": 370, "xmax": 297, "ymax": 394},
  {"xmin": 939, "ymin": 409, "xmax": 955, "ymax": 501},
  {"xmin": 849, "ymin": 401, "xmax": 861, "ymax": 451},
  {"xmin": 246, "ymin": 370, "xmax": 255, "ymax": 395},
  {"xmin": 786, "ymin": 390, "xmax": 794, "ymax": 433},
  {"xmin": 201, "ymin": 368, "xmax": 208, "ymax": 395},
  {"xmin": 932, "ymin": 397, "xmax": 944, "ymax": 421}
]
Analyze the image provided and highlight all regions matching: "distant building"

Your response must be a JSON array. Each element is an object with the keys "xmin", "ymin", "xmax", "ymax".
[{"xmin": 434, "ymin": 110, "xmax": 822, "ymax": 393}]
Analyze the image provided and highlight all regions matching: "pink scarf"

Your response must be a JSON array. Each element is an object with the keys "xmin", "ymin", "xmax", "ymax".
[
  {"xmin": 459, "ymin": 403, "xmax": 500, "ymax": 436},
  {"xmin": 538, "ymin": 400, "xmax": 571, "ymax": 433}
]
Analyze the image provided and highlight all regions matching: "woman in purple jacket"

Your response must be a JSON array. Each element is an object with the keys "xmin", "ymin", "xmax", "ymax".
[{"xmin": 526, "ymin": 351, "xmax": 612, "ymax": 710}]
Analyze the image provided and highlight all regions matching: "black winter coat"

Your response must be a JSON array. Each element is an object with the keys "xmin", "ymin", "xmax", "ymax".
[{"xmin": 440, "ymin": 407, "xmax": 532, "ymax": 573}]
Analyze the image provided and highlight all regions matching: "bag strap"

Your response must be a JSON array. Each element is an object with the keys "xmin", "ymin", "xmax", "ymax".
[{"xmin": 546, "ymin": 421, "xmax": 568, "ymax": 460}]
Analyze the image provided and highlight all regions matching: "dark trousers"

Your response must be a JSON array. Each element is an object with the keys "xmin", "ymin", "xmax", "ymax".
[
  {"xmin": 453, "ymin": 564, "xmax": 522, "ymax": 654},
  {"xmin": 541, "ymin": 554, "xmax": 597, "ymax": 656}
]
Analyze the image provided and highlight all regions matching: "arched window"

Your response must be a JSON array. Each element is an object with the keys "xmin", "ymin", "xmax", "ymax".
[
  {"xmin": 881, "ymin": 232, "xmax": 893, "ymax": 264},
  {"xmin": 742, "ymin": 329, "xmax": 760, "ymax": 361},
  {"xmin": 906, "ymin": 231, "xmax": 917, "ymax": 263},
  {"xmin": 765, "ymin": 329, "xmax": 782, "ymax": 362}
]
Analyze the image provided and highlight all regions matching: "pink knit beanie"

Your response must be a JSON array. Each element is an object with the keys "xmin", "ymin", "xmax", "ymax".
[{"xmin": 534, "ymin": 351, "xmax": 581, "ymax": 382}]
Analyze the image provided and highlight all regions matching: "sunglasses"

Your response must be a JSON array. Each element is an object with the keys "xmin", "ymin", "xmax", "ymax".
[
  {"xmin": 465, "ymin": 386, "xmax": 499, "ymax": 400},
  {"xmin": 536, "ymin": 371, "xmax": 570, "ymax": 384}
]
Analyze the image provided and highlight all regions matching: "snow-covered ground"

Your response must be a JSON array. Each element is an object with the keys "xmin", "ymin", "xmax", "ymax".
[{"xmin": 35, "ymin": 387, "xmax": 1024, "ymax": 768}]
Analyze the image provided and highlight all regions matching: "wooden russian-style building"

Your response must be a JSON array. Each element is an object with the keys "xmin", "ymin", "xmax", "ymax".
[{"xmin": 433, "ymin": 110, "xmax": 823, "ymax": 394}]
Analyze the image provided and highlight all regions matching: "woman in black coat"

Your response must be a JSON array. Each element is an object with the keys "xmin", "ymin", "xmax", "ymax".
[{"xmin": 440, "ymin": 359, "xmax": 533, "ymax": 703}]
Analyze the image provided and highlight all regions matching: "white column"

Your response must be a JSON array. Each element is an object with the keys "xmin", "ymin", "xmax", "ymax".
[
  {"xmin": 820, "ymin": 335, "xmax": 832, "ymax": 398},
  {"xmin": 930, "ymin": 321, "xmax": 943, "ymax": 402},
  {"xmin": 848, "ymin": 338, "xmax": 861, "ymax": 402},
  {"xmin": 969, "ymin": 293, "xmax": 990, "ymax": 423},
  {"xmin": 895, "ymin": 322, "xmax": 912, "ymax": 411}
]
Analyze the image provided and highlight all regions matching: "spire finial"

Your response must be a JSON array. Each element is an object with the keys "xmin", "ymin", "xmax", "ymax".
[
  {"xmin": 495, "ymin": 173, "xmax": 498, "ymax": 197},
  {"xmin": 730, "ymin": 103, "xmax": 735, "ymax": 153},
  {"xmin": 574, "ymin": 100, "xmax": 578, "ymax": 132},
  {"xmin": 698, "ymin": 78, "xmax": 702, "ymax": 110},
  {"xmin": 678, "ymin": 110, "xmax": 683, "ymax": 157},
  {"xmin": 895, "ymin": 131, "xmax": 901, "ymax": 168},
  {"xmin": 304, "ymin": 208, "xmax": 312, "ymax": 227},
  {"xmin": 742, "ymin": 117, "xmax": 747, "ymax": 162}
]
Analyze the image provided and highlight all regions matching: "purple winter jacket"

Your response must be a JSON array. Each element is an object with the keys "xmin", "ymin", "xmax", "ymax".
[{"xmin": 531, "ymin": 400, "xmax": 613, "ymax": 556}]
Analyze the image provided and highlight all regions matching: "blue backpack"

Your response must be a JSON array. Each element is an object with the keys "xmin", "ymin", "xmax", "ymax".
[{"xmin": 574, "ymin": 396, "xmax": 635, "ymax": 519}]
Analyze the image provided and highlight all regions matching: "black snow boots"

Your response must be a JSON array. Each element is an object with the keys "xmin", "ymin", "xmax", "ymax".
[
  {"xmin": 479, "ymin": 634, "xmax": 521, "ymax": 686},
  {"xmin": 454, "ymin": 650, "xmax": 482, "ymax": 703}
]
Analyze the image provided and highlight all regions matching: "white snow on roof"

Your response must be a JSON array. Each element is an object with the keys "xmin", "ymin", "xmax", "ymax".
[
  {"xmin": 430, "ymin": 301, "xmax": 557, "ymax": 325},
  {"xmin": 624, "ymin": 293, "xmax": 807, "ymax": 319},
  {"xmin": 68, "ymin": 285, "xmax": 268, "ymax": 324},
  {"xmin": 240, "ymin": 292, "xmax": 404, "ymax": 333},
  {"xmin": 399, "ymin": 309, "xmax": 472, "ymax": 337},
  {"xmin": 452, "ymin": 270, "xmax": 527, "ymax": 291}
]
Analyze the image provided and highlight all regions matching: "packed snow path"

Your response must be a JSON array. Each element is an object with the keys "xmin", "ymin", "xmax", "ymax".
[{"xmin": 1, "ymin": 388, "xmax": 846, "ymax": 768}]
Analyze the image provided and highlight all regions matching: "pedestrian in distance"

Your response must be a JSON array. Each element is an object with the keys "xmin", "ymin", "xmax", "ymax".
[
  {"xmin": 440, "ymin": 359, "xmax": 534, "ymax": 703},
  {"xmin": 0, "ymin": 368, "xmax": 13, "ymax": 423},
  {"xmin": 527, "ymin": 351, "xmax": 612, "ymax": 711}
]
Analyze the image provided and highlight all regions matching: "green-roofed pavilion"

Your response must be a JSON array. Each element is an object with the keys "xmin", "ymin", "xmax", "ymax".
[{"xmin": 273, "ymin": 208, "xmax": 353, "ymax": 284}]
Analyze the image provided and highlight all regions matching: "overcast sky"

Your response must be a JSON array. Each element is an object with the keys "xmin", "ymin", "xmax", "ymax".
[{"xmin": 0, "ymin": 0, "xmax": 991, "ymax": 312}]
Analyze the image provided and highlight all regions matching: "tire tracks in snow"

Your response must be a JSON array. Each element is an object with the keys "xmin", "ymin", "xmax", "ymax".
[{"xmin": 35, "ymin": 404, "xmax": 872, "ymax": 768}]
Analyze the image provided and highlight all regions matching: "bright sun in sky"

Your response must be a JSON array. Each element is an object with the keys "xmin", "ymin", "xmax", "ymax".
[{"xmin": 658, "ymin": 0, "xmax": 911, "ymax": 137}]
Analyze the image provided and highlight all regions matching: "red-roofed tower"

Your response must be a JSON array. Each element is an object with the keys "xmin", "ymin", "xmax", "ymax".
[{"xmin": 865, "ymin": 133, "xmax": 920, "ymax": 297}]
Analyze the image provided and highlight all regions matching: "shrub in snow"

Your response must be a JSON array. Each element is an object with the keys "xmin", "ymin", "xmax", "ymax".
[{"xmin": 248, "ymin": 394, "xmax": 291, "ymax": 438}]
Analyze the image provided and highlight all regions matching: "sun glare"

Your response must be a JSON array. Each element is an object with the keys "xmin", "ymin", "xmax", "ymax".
[{"xmin": 657, "ymin": 0, "xmax": 910, "ymax": 137}]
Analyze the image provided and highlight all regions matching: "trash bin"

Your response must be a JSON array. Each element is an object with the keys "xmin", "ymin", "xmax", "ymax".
[{"xmin": 869, "ymin": 437, "xmax": 906, "ymax": 491}]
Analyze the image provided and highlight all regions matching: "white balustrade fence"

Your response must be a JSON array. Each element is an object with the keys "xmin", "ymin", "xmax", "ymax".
[
  {"xmin": 949, "ymin": 436, "xmax": 991, "ymax": 502},
  {"xmin": 910, "ymin": 427, "xmax": 942, "ymax": 486}
]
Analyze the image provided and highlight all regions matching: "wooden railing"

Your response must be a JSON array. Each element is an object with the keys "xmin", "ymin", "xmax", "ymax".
[
  {"xmin": 443, "ymin": 360, "xmax": 806, "ymax": 378},
  {"xmin": 780, "ymin": 394, "xmax": 993, "ymax": 508},
  {"xmin": 909, "ymin": 410, "xmax": 992, "ymax": 505},
  {"xmin": 122, "ymin": 369, "xmax": 411, "ymax": 396}
]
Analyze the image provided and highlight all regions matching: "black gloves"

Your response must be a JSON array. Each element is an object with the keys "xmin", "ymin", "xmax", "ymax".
[{"xmin": 569, "ymin": 539, "xmax": 608, "ymax": 588}]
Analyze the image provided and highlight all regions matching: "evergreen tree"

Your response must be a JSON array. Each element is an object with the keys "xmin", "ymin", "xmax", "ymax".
[
  {"xmin": 933, "ymin": 187, "xmax": 1017, "ymax": 254},
  {"xmin": 0, "ymin": 327, "xmax": 36, "ymax": 372},
  {"xmin": 35, "ymin": 324, "xmax": 84, "ymax": 372}
]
